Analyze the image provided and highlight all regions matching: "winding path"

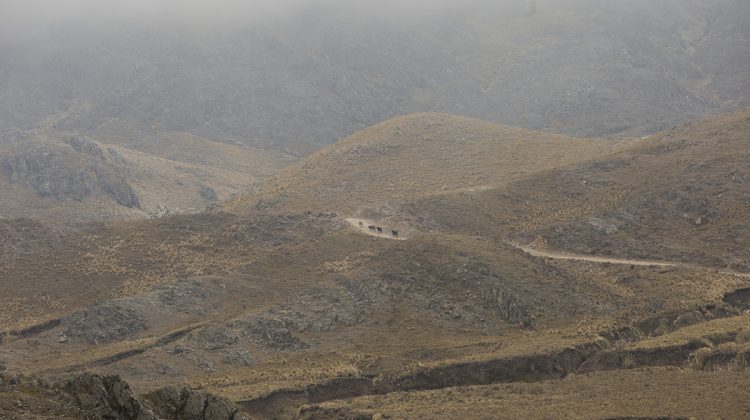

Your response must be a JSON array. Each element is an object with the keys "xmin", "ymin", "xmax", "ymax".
[
  {"xmin": 514, "ymin": 244, "xmax": 678, "ymax": 267},
  {"xmin": 514, "ymin": 243, "xmax": 750, "ymax": 279},
  {"xmin": 343, "ymin": 216, "xmax": 750, "ymax": 279}
]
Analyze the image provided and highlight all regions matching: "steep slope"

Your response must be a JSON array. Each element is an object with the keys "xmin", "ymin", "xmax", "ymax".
[
  {"xmin": 224, "ymin": 113, "xmax": 635, "ymax": 215},
  {"xmin": 0, "ymin": 131, "xmax": 291, "ymax": 223},
  {"xmin": 380, "ymin": 109, "xmax": 750, "ymax": 302},
  {"xmin": 1, "ymin": 0, "xmax": 748, "ymax": 155},
  {"xmin": 404, "ymin": 108, "xmax": 750, "ymax": 271},
  {"xmin": 0, "ymin": 372, "xmax": 253, "ymax": 419},
  {"xmin": 525, "ymin": 108, "xmax": 750, "ymax": 270}
]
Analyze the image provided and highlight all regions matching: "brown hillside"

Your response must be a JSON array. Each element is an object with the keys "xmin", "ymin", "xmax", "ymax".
[
  {"xmin": 2, "ymin": 111, "xmax": 750, "ymax": 419},
  {"xmin": 225, "ymin": 113, "xmax": 636, "ymax": 215},
  {"xmin": 0, "ymin": 132, "xmax": 291, "ymax": 223},
  {"xmin": 408, "ymin": 108, "xmax": 750, "ymax": 271}
]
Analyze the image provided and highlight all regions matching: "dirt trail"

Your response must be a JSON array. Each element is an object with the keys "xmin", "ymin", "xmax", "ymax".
[
  {"xmin": 345, "ymin": 218, "xmax": 407, "ymax": 240},
  {"xmin": 344, "ymin": 217, "xmax": 750, "ymax": 279},
  {"xmin": 515, "ymin": 243, "xmax": 750, "ymax": 278},
  {"xmin": 436, "ymin": 184, "xmax": 496, "ymax": 195},
  {"xmin": 515, "ymin": 244, "xmax": 678, "ymax": 267}
]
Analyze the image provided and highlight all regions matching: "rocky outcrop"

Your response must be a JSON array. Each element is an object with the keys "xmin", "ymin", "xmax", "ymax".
[
  {"xmin": 0, "ymin": 140, "xmax": 140, "ymax": 208},
  {"xmin": 0, "ymin": 372, "xmax": 251, "ymax": 420},
  {"xmin": 198, "ymin": 184, "xmax": 218, "ymax": 202},
  {"xmin": 244, "ymin": 316, "xmax": 310, "ymax": 351},
  {"xmin": 64, "ymin": 374, "xmax": 157, "ymax": 420},
  {"xmin": 62, "ymin": 303, "xmax": 148, "ymax": 345},
  {"xmin": 193, "ymin": 325, "xmax": 239, "ymax": 351},
  {"xmin": 64, "ymin": 136, "xmax": 106, "ymax": 159},
  {"xmin": 145, "ymin": 386, "xmax": 252, "ymax": 420}
]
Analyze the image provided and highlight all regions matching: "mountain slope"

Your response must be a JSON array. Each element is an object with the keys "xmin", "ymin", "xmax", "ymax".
[
  {"xmin": 408, "ymin": 108, "xmax": 750, "ymax": 271},
  {"xmin": 224, "ymin": 112, "xmax": 636, "ymax": 215},
  {"xmin": 0, "ymin": 131, "xmax": 291, "ymax": 223},
  {"xmin": 519, "ymin": 108, "xmax": 750, "ymax": 270},
  {"xmin": 2, "ymin": 110, "xmax": 750, "ymax": 419},
  {"xmin": 1, "ymin": 0, "xmax": 748, "ymax": 155}
]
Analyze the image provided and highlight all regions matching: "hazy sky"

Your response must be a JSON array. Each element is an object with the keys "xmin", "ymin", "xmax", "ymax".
[
  {"xmin": 0, "ymin": 0, "xmax": 306, "ymax": 29},
  {"xmin": 0, "ymin": 0, "xmax": 495, "ymax": 24},
  {"xmin": 0, "ymin": 0, "xmax": 529, "ymax": 44}
]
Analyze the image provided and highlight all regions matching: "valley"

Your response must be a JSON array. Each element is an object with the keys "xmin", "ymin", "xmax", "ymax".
[
  {"xmin": 2, "ymin": 109, "xmax": 750, "ymax": 418},
  {"xmin": 1, "ymin": 1, "xmax": 749, "ymax": 418}
]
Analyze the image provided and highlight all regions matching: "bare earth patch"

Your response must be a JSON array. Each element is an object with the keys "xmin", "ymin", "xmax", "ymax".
[{"xmin": 345, "ymin": 218, "xmax": 408, "ymax": 240}]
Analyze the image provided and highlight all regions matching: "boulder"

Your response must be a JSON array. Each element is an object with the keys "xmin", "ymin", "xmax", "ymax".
[
  {"xmin": 146, "ymin": 386, "xmax": 251, "ymax": 420},
  {"xmin": 64, "ymin": 373, "xmax": 157, "ymax": 420},
  {"xmin": 62, "ymin": 302, "xmax": 147, "ymax": 345}
]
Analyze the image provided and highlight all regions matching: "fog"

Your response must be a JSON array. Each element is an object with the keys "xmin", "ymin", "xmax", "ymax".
[
  {"xmin": 0, "ymin": 0, "xmax": 525, "ymax": 33},
  {"xmin": 2, "ymin": 0, "xmax": 319, "ymax": 25},
  {"xmin": 0, "ymin": 0, "xmax": 745, "ymax": 151}
]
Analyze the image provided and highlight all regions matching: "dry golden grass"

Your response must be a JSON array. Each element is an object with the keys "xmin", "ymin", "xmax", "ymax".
[
  {"xmin": 506, "ymin": 108, "xmax": 750, "ymax": 268},
  {"xmin": 301, "ymin": 367, "xmax": 750, "ymax": 419},
  {"xmin": 0, "ymin": 131, "xmax": 292, "ymax": 224},
  {"xmin": 225, "ymin": 113, "xmax": 637, "ymax": 215},
  {"xmin": 625, "ymin": 313, "xmax": 750, "ymax": 350},
  {"xmin": 2, "ymin": 111, "xmax": 750, "ymax": 419}
]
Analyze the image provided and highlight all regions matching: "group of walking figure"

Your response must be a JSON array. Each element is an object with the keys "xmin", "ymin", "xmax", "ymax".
[{"xmin": 358, "ymin": 221, "xmax": 398, "ymax": 237}]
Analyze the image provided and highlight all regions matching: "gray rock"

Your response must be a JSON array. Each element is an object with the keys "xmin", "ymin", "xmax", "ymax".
[
  {"xmin": 193, "ymin": 325, "xmax": 238, "ymax": 351},
  {"xmin": 62, "ymin": 302, "xmax": 147, "ymax": 345},
  {"xmin": 64, "ymin": 373, "xmax": 157, "ymax": 420},
  {"xmin": 226, "ymin": 350, "xmax": 253, "ymax": 367},
  {"xmin": 198, "ymin": 185, "xmax": 218, "ymax": 202},
  {"xmin": 0, "ymin": 142, "xmax": 140, "ymax": 208},
  {"xmin": 145, "ymin": 386, "xmax": 251, "ymax": 420},
  {"xmin": 64, "ymin": 136, "xmax": 105, "ymax": 159},
  {"xmin": 244, "ymin": 316, "xmax": 309, "ymax": 351}
]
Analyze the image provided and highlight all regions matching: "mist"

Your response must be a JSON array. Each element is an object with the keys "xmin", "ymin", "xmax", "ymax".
[
  {"xmin": 0, "ymin": 0, "xmax": 525, "ymax": 36},
  {"xmin": 0, "ymin": 0, "xmax": 745, "ymax": 152}
]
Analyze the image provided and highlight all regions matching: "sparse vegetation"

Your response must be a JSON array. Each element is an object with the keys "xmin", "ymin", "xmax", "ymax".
[
  {"xmin": 1, "ymin": 109, "xmax": 749, "ymax": 418},
  {"xmin": 0, "ymin": 1, "xmax": 748, "ymax": 417}
]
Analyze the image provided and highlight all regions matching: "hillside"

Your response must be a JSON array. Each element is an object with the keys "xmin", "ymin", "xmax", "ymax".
[
  {"xmin": 0, "ymin": 130, "xmax": 291, "ymax": 223},
  {"xmin": 405, "ymin": 108, "xmax": 750, "ymax": 272},
  {"xmin": 523, "ymin": 108, "xmax": 750, "ymax": 270},
  {"xmin": 1, "ymin": 0, "xmax": 748, "ymax": 156},
  {"xmin": 2, "ymin": 0, "xmax": 750, "ymax": 416},
  {"xmin": 225, "ymin": 112, "xmax": 636, "ymax": 215},
  {"xmin": 1, "ymin": 110, "xmax": 750, "ymax": 418}
]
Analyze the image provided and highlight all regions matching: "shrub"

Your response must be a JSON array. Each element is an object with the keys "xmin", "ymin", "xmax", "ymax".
[
  {"xmin": 688, "ymin": 347, "xmax": 713, "ymax": 370},
  {"xmin": 735, "ymin": 329, "xmax": 750, "ymax": 345},
  {"xmin": 594, "ymin": 336, "xmax": 611, "ymax": 350}
]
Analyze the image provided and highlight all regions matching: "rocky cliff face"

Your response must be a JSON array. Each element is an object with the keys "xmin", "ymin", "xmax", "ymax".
[
  {"xmin": 64, "ymin": 374, "xmax": 157, "ymax": 420},
  {"xmin": 64, "ymin": 374, "xmax": 252, "ymax": 420},
  {"xmin": 0, "ymin": 137, "xmax": 140, "ymax": 208},
  {"xmin": 144, "ymin": 386, "xmax": 252, "ymax": 420},
  {"xmin": 0, "ymin": 371, "xmax": 250, "ymax": 420}
]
